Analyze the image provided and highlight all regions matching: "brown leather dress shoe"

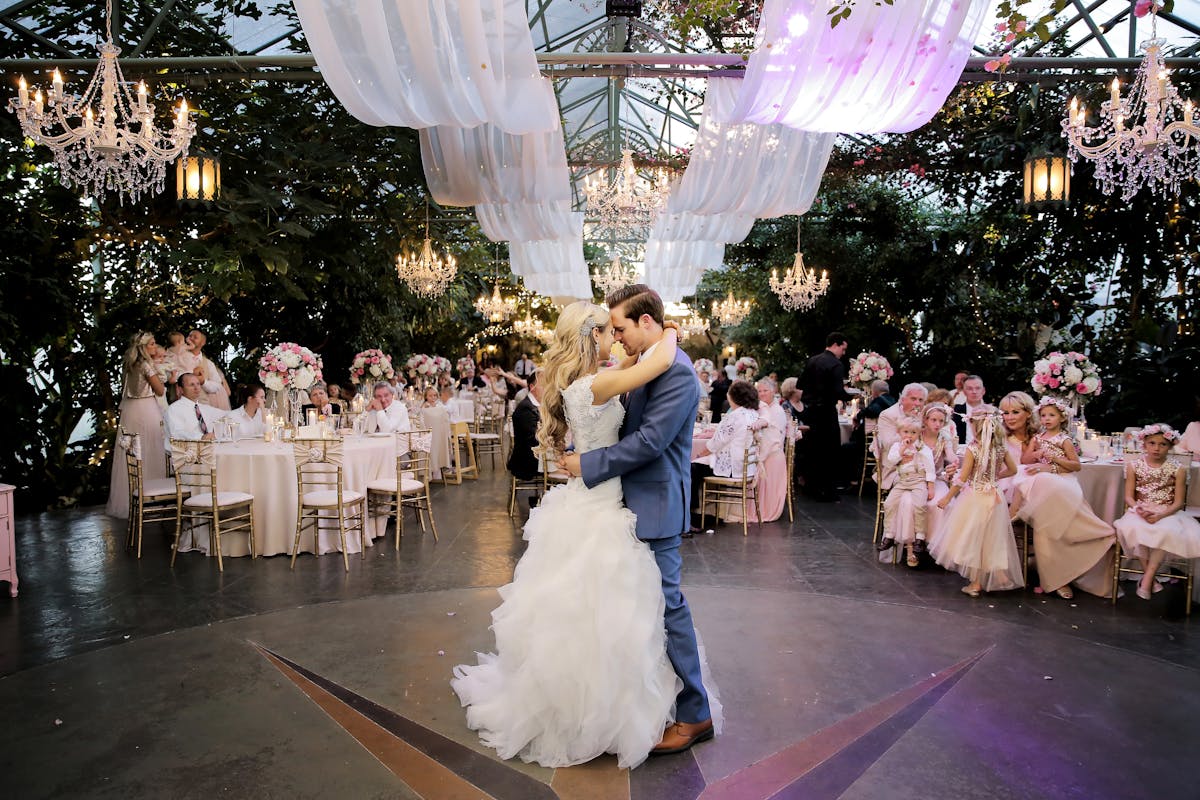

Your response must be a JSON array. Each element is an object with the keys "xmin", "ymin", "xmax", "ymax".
[{"xmin": 650, "ymin": 719, "xmax": 714, "ymax": 755}]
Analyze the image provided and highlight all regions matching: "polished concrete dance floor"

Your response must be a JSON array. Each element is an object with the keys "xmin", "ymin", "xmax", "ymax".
[{"xmin": 1, "ymin": 473, "xmax": 1197, "ymax": 799}]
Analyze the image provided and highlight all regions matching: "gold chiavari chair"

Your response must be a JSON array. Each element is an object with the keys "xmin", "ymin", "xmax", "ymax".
[
  {"xmin": 859, "ymin": 428, "xmax": 878, "ymax": 497},
  {"xmin": 367, "ymin": 429, "xmax": 439, "ymax": 546},
  {"xmin": 121, "ymin": 429, "xmax": 183, "ymax": 558},
  {"xmin": 169, "ymin": 439, "xmax": 255, "ymax": 572},
  {"xmin": 445, "ymin": 421, "xmax": 481, "ymax": 484},
  {"xmin": 784, "ymin": 424, "xmax": 797, "ymax": 523},
  {"xmin": 290, "ymin": 438, "xmax": 366, "ymax": 572},
  {"xmin": 700, "ymin": 436, "xmax": 762, "ymax": 537},
  {"xmin": 471, "ymin": 407, "xmax": 504, "ymax": 469}
]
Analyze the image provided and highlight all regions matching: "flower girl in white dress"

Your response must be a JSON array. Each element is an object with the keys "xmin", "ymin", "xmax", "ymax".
[
  {"xmin": 452, "ymin": 302, "xmax": 719, "ymax": 769},
  {"xmin": 930, "ymin": 407, "xmax": 1025, "ymax": 596}
]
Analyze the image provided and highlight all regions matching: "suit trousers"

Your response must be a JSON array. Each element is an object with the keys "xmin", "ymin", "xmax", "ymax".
[
  {"xmin": 803, "ymin": 405, "xmax": 840, "ymax": 498},
  {"xmin": 645, "ymin": 535, "xmax": 711, "ymax": 724}
]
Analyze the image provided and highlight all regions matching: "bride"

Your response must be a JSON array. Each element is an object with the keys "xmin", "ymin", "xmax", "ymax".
[{"xmin": 452, "ymin": 301, "xmax": 703, "ymax": 769}]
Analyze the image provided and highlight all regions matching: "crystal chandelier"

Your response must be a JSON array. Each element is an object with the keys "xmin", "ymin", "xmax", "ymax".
[
  {"xmin": 770, "ymin": 253, "xmax": 829, "ymax": 312},
  {"xmin": 1062, "ymin": 7, "xmax": 1200, "ymax": 200},
  {"xmin": 7, "ymin": 0, "xmax": 194, "ymax": 203},
  {"xmin": 513, "ymin": 311, "xmax": 547, "ymax": 340},
  {"xmin": 583, "ymin": 149, "xmax": 673, "ymax": 235},
  {"xmin": 592, "ymin": 254, "xmax": 637, "ymax": 295},
  {"xmin": 712, "ymin": 291, "xmax": 751, "ymax": 327},
  {"xmin": 680, "ymin": 312, "xmax": 709, "ymax": 339},
  {"xmin": 396, "ymin": 201, "xmax": 457, "ymax": 299},
  {"xmin": 474, "ymin": 247, "xmax": 517, "ymax": 322}
]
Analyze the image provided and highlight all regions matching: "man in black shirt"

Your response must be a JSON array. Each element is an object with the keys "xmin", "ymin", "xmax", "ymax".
[
  {"xmin": 708, "ymin": 371, "xmax": 731, "ymax": 423},
  {"xmin": 798, "ymin": 332, "xmax": 853, "ymax": 501}
]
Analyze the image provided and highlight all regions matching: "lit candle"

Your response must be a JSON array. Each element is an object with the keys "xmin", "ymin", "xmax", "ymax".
[
  {"xmin": 1158, "ymin": 70, "xmax": 1167, "ymax": 97},
  {"xmin": 175, "ymin": 98, "xmax": 187, "ymax": 127},
  {"xmin": 137, "ymin": 80, "xmax": 147, "ymax": 112},
  {"xmin": 1069, "ymin": 96, "xmax": 1078, "ymax": 126},
  {"xmin": 1186, "ymin": 100, "xmax": 1194, "ymax": 125},
  {"xmin": 84, "ymin": 107, "xmax": 93, "ymax": 131},
  {"xmin": 1110, "ymin": 77, "xmax": 1120, "ymax": 109},
  {"xmin": 51, "ymin": 69, "xmax": 62, "ymax": 102},
  {"xmin": 17, "ymin": 76, "xmax": 28, "ymax": 107},
  {"xmin": 32, "ymin": 88, "xmax": 42, "ymax": 115}
]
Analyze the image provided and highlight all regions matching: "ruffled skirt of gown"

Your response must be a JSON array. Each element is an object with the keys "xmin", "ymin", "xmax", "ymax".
[
  {"xmin": 1013, "ymin": 471, "xmax": 1115, "ymax": 596},
  {"xmin": 451, "ymin": 477, "xmax": 682, "ymax": 769},
  {"xmin": 1114, "ymin": 506, "xmax": 1200, "ymax": 560},
  {"xmin": 929, "ymin": 486, "xmax": 1025, "ymax": 592}
]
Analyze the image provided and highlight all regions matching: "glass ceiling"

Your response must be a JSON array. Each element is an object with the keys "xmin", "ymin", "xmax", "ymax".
[{"xmin": 2, "ymin": 0, "xmax": 1198, "ymax": 197}]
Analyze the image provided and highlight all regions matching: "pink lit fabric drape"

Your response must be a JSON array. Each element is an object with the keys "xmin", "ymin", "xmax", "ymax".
[{"xmin": 716, "ymin": 0, "xmax": 990, "ymax": 133}]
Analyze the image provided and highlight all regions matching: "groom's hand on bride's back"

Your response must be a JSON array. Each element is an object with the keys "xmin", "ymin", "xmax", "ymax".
[{"xmin": 561, "ymin": 452, "xmax": 581, "ymax": 476}]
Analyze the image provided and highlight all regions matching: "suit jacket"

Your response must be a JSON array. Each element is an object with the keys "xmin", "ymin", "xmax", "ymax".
[
  {"xmin": 507, "ymin": 397, "xmax": 541, "ymax": 480},
  {"xmin": 708, "ymin": 378, "xmax": 730, "ymax": 423},
  {"xmin": 580, "ymin": 348, "xmax": 700, "ymax": 540}
]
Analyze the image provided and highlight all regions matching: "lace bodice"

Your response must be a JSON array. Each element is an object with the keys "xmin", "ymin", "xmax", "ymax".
[
  {"xmin": 1133, "ymin": 457, "xmax": 1179, "ymax": 508},
  {"xmin": 562, "ymin": 374, "xmax": 625, "ymax": 456}
]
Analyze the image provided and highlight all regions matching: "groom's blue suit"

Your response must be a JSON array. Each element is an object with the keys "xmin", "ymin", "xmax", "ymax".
[{"xmin": 580, "ymin": 347, "xmax": 711, "ymax": 725}]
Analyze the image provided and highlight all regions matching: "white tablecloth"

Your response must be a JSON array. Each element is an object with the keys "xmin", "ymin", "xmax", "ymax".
[
  {"xmin": 176, "ymin": 435, "xmax": 397, "ymax": 558},
  {"xmin": 839, "ymin": 418, "xmax": 853, "ymax": 445},
  {"xmin": 1078, "ymin": 458, "xmax": 1200, "ymax": 524}
]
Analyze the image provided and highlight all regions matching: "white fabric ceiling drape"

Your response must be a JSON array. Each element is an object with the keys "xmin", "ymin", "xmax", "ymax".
[
  {"xmin": 714, "ymin": 0, "xmax": 990, "ymax": 133},
  {"xmin": 293, "ymin": 0, "xmax": 556, "ymax": 133}
]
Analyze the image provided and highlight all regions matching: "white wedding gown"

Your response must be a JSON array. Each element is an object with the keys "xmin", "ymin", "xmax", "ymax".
[{"xmin": 451, "ymin": 374, "xmax": 684, "ymax": 769}]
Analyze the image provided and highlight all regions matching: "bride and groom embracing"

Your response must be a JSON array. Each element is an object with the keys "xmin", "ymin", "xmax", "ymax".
[{"xmin": 452, "ymin": 285, "xmax": 721, "ymax": 769}]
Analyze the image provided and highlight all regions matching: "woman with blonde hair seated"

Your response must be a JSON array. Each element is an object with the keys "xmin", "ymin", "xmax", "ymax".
[{"xmin": 728, "ymin": 379, "xmax": 788, "ymax": 523}]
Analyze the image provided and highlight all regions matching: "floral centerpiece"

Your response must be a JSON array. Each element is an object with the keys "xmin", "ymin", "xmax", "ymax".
[
  {"xmin": 258, "ymin": 342, "xmax": 323, "ymax": 392},
  {"xmin": 456, "ymin": 356, "xmax": 476, "ymax": 376},
  {"xmin": 406, "ymin": 354, "xmax": 437, "ymax": 378},
  {"xmin": 1032, "ymin": 351, "xmax": 1102, "ymax": 417},
  {"xmin": 848, "ymin": 351, "xmax": 893, "ymax": 391},
  {"xmin": 431, "ymin": 355, "xmax": 452, "ymax": 377},
  {"xmin": 693, "ymin": 358, "xmax": 715, "ymax": 375},
  {"xmin": 349, "ymin": 348, "xmax": 394, "ymax": 386},
  {"xmin": 735, "ymin": 356, "xmax": 757, "ymax": 378}
]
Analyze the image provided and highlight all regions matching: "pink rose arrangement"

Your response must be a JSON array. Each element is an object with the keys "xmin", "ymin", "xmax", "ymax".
[
  {"xmin": 349, "ymin": 348, "xmax": 394, "ymax": 385},
  {"xmin": 735, "ymin": 356, "xmax": 758, "ymax": 377},
  {"xmin": 258, "ymin": 342, "xmax": 323, "ymax": 392},
  {"xmin": 848, "ymin": 351, "xmax": 893, "ymax": 391},
  {"xmin": 1031, "ymin": 351, "xmax": 1102, "ymax": 405}
]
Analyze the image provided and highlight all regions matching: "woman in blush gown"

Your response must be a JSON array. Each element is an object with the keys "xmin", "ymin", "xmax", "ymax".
[
  {"xmin": 105, "ymin": 332, "xmax": 167, "ymax": 518},
  {"xmin": 452, "ymin": 302, "xmax": 720, "ymax": 770}
]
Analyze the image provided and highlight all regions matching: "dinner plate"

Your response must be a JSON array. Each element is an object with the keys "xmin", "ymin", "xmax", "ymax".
[
  {"xmin": 1079, "ymin": 455, "xmax": 1097, "ymax": 463},
  {"xmin": 370, "ymin": 432, "xmax": 392, "ymax": 438}
]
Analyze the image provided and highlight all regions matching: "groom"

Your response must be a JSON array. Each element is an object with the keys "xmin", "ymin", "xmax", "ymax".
[{"xmin": 561, "ymin": 284, "xmax": 714, "ymax": 755}]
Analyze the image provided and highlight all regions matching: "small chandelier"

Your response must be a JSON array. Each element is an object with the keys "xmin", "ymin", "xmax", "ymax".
[
  {"xmin": 1062, "ymin": 6, "xmax": 1200, "ymax": 200},
  {"xmin": 712, "ymin": 291, "xmax": 751, "ymax": 327},
  {"xmin": 681, "ymin": 312, "xmax": 709, "ymax": 339},
  {"xmin": 513, "ymin": 311, "xmax": 546, "ymax": 340},
  {"xmin": 474, "ymin": 246, "xmax": 517, "ymax": 322},
  {"xmin": 396, "ymin": 201, "xmax": 457, "ymax": 299},
  {"xmin": 592, "ymin": 254, "xmax": 637, "ymax": 295},
  {"xmin": 770, "ymin": 253, "xmax": 829, "ymax": 312},
  {"xmin": 583, "ymin": 149, "xmax": 673, "ymax": 235},
  {"xmin": 7, "ymin": 0, "xmax": 194, "ymax": 203}
]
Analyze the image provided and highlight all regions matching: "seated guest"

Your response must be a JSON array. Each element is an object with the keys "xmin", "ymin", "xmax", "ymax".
[
  {"xmin": 366, "ymin": 381, "xmax": 411, "ymax": 433},
  {"xmin": 1180, "ymin": 397, "xmax": 1200, "ymax": 454},
  {"xmin": 844, "ymin": 379, "xmax": 894, "ymax": 484},
  {"xmin": 857, "ymin": 380, "xmax": 895, "ymax": 434},
  {"xmin": 507, "ymin": 371, "xmax": 542, "ymax": 484},
  {"xmin": 779, "ymin": 377, "xmax": 805, "ymax": 427},
  {"xmin": 231, "ymin": 384, "xmax": 267, "ymax": 437},
  {"xmin": 689, "ymin": 380, "xmax": 760, "ymax": 532},
  {"xmin": 458, "ymin": 366, "xmax": 487, "ymax": 393},
  {"xmin": 300, "ymin": 382, "xmax": 342, "ymax": 417},
  {"xmin": 439, "ymin": 385, "xmax": 455, "ymax": 406},
  {"xmin": 327, "ymin": 384, "xmax": 346, "ymax": 405},
  {"xmin": 166, "ymin": 373, "xmax": 221, "ymax": 442},
  {"xmin": 732, "ymin": 380, "xmax": 788, "ymax": 523},
  {"xmin": 950, "ymin": 371, "xmax": 969, "ymax": 407},
  {"xmin": 878, "ymin": 417, "xmax": 936, "ymax": 567},
  {"xmin": 953, "ymin": 374, "xmax": 988, "ymax": 444}
]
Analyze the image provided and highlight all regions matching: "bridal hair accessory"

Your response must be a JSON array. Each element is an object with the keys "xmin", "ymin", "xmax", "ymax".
[
  {"xmin": 1035, "ymin": 396, "xmax": 1073, "ymax": 418},
  {"xmin": 1135, "ymin": 423, "xmax": 1180, "ymax": 443},
  {"xmin": 923, "ymin": 402, "xmax": 952, "ymax": 420}
]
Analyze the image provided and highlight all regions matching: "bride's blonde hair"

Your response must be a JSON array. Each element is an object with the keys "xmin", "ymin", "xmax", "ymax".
[{"xmin": 536, "ymin": 301, "xmax": 610, "ymax": 460}]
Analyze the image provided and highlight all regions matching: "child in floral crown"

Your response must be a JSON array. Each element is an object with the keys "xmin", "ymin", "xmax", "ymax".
[
  {"xmin": 1009, "ymin": 396, "xmax": 1115, "ymax": 599},
  {"xmin": 1113, "ymin": 424, "xmax": 1200, "ymax": 600},
  {"xmin": 929, "ymin": 407, "xmax": 1024, "ymax": 596}
]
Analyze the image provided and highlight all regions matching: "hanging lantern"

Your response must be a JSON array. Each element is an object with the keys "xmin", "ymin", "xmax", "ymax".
[
  {"xmin": 176, "ymin": 152, "xmax": 221, "ymax": 204},
  {"xmin": 1022, "ymin": 154, "xmax": 1070, "ymax": 208}
]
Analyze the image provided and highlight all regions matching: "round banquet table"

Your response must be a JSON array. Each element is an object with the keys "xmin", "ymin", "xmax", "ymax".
[
  {"xmin": 175, "ymin": 435, "xmax": 397, "ymax": 559},
  {"xmin": 1077, "ymin": 457, "xmax": 1200, "ymax": 525}
]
